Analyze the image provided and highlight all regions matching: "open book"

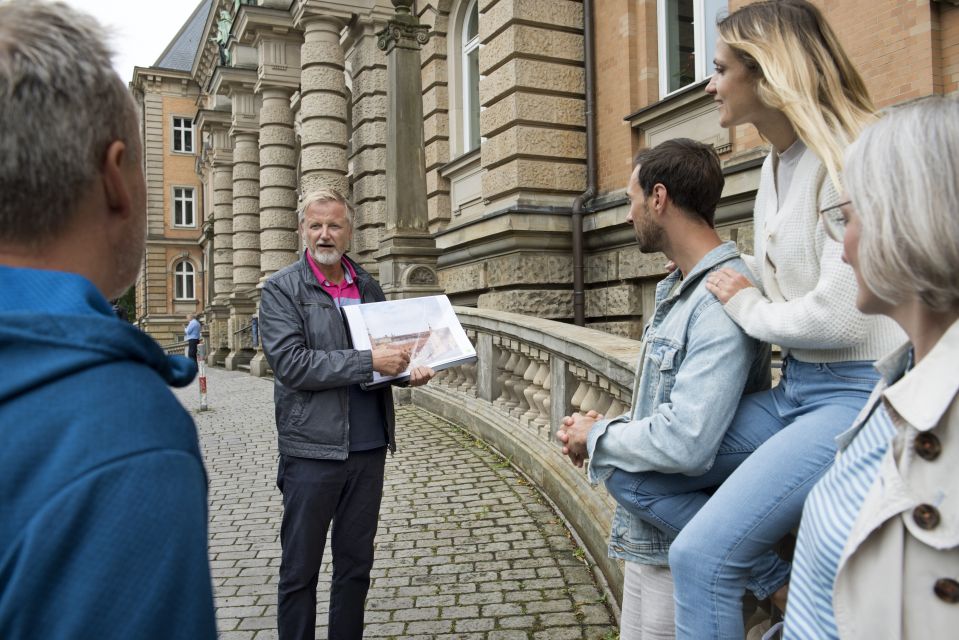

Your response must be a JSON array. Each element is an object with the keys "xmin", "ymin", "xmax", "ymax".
[{"xmin": 342, "ymin": 294, "xmax": 477, "ymax": 390}]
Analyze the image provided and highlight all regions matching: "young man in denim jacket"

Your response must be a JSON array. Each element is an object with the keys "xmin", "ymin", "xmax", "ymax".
[{"xmin": 557, "ymin": 138, "xmax": 770, "ymax": 639}]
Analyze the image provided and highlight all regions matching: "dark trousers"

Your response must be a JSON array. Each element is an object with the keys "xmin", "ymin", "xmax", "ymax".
[
  {"xmin": 276, "ymin": 448, "xmax": 387, "ymax": 640},
  {"xmin": 187, "ymin": 339, "xmax": 199, "ymax": 364}
]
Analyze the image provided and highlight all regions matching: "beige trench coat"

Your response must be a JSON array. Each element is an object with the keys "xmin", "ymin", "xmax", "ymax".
[{"xmin": 832, "ymin": 319, "xmax": 959, "ymax": 639}]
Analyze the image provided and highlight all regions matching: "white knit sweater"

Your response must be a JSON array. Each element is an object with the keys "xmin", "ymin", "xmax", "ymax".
[{"xmin": 724, "ymin": 147, "xmax": 904, "ymax": 363}]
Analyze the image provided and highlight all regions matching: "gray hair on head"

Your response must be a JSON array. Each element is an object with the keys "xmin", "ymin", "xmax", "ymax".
[
  {"xmin": 0, "ymin": 0, "xmax": 140, "ymax": 246},
  {"xmin": 297, "ymin": 188, "xmax": 355, "ymax": 226},
  {"xmin": 844, "ymin": 95, "xmax": 959, "ymax": 312}
]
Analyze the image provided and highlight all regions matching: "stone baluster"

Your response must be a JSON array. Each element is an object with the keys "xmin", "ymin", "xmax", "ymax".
[
  {"xmin": 493, "ymin": 342, "xmax": 512, "ymax": 407},
  {"xmin": 500, "ymin": 347, "xmax": 520, "ymax": 410},
  {"xmin": 531, "ymin": 360, "xmax": 551, "ymax": 434},
  {"xmin": 509, "ymin": 351, "xmax": 531, "ymax": 418},
  {"xmin": 519, "ymin": 351, "xmax": 541, "ymax": 425}
]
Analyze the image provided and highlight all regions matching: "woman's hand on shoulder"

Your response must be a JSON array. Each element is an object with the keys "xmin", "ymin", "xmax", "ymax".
[{"xmin": 706, "ymin": 267, "xmax": 754, "ymax": 304}]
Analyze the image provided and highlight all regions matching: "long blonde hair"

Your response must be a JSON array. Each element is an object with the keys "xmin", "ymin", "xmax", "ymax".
[{"xmin": 718, "ymin": 0, "xmax": 876, "ymax": 189}]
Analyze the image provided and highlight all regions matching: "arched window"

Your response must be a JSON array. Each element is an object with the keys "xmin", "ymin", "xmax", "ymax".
[
  {"xmin": 174, "ymin": 260, "xmax": 196, "ymax": 300},
  {"xmin": 461, "ymin": 0, "xmax": 480, "ymax": 152}
]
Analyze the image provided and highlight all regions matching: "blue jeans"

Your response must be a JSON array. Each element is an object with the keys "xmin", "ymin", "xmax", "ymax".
[{"xmin": 665, "ymin": 358, "xmax": 878, "ymax": 639}]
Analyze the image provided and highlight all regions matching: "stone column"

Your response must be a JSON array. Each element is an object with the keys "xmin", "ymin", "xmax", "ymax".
[
  {"xmin": 249, "ymin": 86, "xmax": 298, "ymax": 377},
  {"xmin": 225, "ymin": 123, "xmax": 260, "ymax": 371},
  {"xmin": 257, "ymin": 87, "xmax": 299, "ymax": 279},
  {"xmin": 298, "ymin": 16, "xmax": 349, "ymax": 195},
  {"xmin": 208, "ymin": 149, "xmax": 235, "ymax": 366},
  {"xmin": 375, "ymin": 0, "xmax": 442, "ymax": 299},
  {"xmin": 346, "ymin": 21, "xmax": 389, "ymax": 277}
]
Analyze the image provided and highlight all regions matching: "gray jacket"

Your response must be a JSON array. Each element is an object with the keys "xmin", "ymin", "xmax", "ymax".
[{"xmin": 259, "ymin": 253, "xmax": 395, "ymax": 460}]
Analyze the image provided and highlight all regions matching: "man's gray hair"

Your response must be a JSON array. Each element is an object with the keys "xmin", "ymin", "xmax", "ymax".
[
  {"xmin": 0, "ymin": 0, "xmax": 140, "ymax": 245},
  {"xmin": 844, "ymin": 95, "xmax": 959, "ymax": 312},
  {"xmin": 297, "ymin": 189, "xmax": 355, "ymax": 226}
]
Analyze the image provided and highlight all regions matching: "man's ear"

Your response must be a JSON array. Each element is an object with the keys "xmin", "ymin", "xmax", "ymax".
[
  {"xmin": 101, "ymin": 139, "xmax": 133, "ymax": 218},
  {"xmin": 650, "ymin": 183, "xmax": 669, "ymax": 216}
]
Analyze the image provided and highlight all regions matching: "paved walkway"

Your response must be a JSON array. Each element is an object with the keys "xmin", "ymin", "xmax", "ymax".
[{"xmin": 173, "ymin": 366, "xmax": 618, "ymax": 640}]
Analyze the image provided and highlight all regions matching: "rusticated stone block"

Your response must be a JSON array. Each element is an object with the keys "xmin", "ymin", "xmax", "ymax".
[
  {"xmin": 482, "ymin": 125, "xmax": 585, "ymax": 168},
  {"xmin": 422, "ymin": 85, "xmax": 449, "ymax": 119},
  {"xmin": 482, "ymin": 0, "xmax": 583, "ymax": 38},
  {"xmin": 585, "ymin": 283, "xmax": 643, "ymax": 317},
  {"xmin": 481, "ymin": 59, "xmax": 584, "ymax": 108},
  {"xmin": 586, "ymin": 320, "xmax": 644, "ymax": 341},
  {"xmin": 353, "ymin": 173, "xmax": 386, "ymax": 205},
  {"xmin": 259, "ymin": 209, "xmax": 297, "ymax": 231},
  {"xmin": 477, "ymin": 289, "xmax": 573, "ymax": 319},
  {"xmin": 423, "ymin": 112, "xmax": 450, "ymax": 143},
  {"xmin": 486, "ymin": 253, "xmax": 572, "ymax": 287},
  {"xmin": 301, "ymin": 67, "xmax": 347, "ymax": 93},
  {"xmin": 481, "ymin": 158, "xmax": 585, "ymax": 197},
  {"xmin": 353, "ymin": 120, "xmax": 387, "ymax": 152},
  {"xmin": 351, "ymin": 70, "xmax": 387, "ymax": 100},
  {"xmin": 421, "ymin": 57, "xmax": 448, "ymax": 90},
  {"xmin": 258, "ymin": 126, "xmax": 295, "ymax": 148},
  {"xmin": 351, "ymin": 95, "xmax": 387, "ymax": 124},
  {"xmin": 301, "ymin": 41, "xmax": 343, "ymax": 67},
  {"xmin": 300, "ymin": 91, "xmax": 348, "ymax": 121},
  {"xmin": 258, "ymin": 147, "xmax": 296, "ymax": 168},
  {"xmin": 427, "ymin": 193, "xmax": 452, "ymax": 226},
  {"xmin": 438, "ymin": 261, "xmax": 487, "ymax": 294},
  {"xmin": 259, "ymin": 169, "xmax": 297, "ymax": 190},
  {"xmin": 586, "ymin": 251, "xmax": 618, "ymax": 284},
  {"xmin": 425, "ymin": 138, "xmax": 451, "ymax": 170},
  {"xmin": 259, "ymin": 228, "xmax": 298, "ymax": 252},
  {"xmin": 232, "ymin": 181, "xmax": 260, "ymax": 199},
  {"xmin": 481, "ymin": 25, "xmax": 584, "ymax": 74},
  {"xmin": 300, "ymin": 146, "xmax": 348, "ymax": 174},
  {"xmin": 420, "ymin": 34, "xmax": 447, "ymax": 62},
  {"xmin": 351, "ymin": 147, "xmax": 386, "ymax": 179},
  {"xmin": 351, "ymin": 225, "xmax": 383, "ymax": 254},
  {"xmin": 233, "ymin": 265, "xmax": 261, "ymax": 287},
  {"xmin": 300, "ymin": 171, "xmax": 347, "ymax": 197},
  {"xmin": 356, "ymin": 199, "xmax": 386, "ymax": 225},
  {"xmin": 300, "ymin": 119, "xmax": 348, "ymax": 146},
  {"xmin": 617, "ymin": 246, "xmax": 669, "ymax": 280},
  {"xmin": 480, "ymin": 92, "xmax": 585, "ymax": 138}
]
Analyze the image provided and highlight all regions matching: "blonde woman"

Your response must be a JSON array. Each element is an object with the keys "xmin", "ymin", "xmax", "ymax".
[
  {"xmin": 785, "ymin": 96, "xmax": 959, "ymax": 639},
  {"xmin": 666, "ymin": 2, "xmax": 904, "ymax": 637}
]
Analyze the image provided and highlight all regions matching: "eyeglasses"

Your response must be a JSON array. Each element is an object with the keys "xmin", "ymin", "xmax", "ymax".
[{"xmin": 819, "ymin": 200, "xmax": 851, "ymax": 242}]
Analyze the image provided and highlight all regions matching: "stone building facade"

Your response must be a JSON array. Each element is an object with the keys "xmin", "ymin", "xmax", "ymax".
[{"xmin": 132, "ymin": 0, "xmax": 959, "ymax": 362}]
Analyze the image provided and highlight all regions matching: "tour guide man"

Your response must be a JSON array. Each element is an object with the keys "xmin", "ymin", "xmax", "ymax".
[{"xmin": 259, "ymin": 188, "xmax": 434, "ymax": 640}]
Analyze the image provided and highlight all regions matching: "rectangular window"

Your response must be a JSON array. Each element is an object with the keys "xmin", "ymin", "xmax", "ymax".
[
  {"xmin": 172, "ymin": 116, "xmax": 194, "ymax": 153},
  {"xmin": 173, "ymin": 187, "xmax": 195, "ymax": 227},
  {"xmin": 659, "ymin": 0, "xmax": 727, "ymax": 97}
]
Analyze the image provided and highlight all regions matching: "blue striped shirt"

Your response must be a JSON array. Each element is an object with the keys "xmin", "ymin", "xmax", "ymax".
[{"xmin": 784, "ymin": 402, "xmax": 897, "ymax": 638}]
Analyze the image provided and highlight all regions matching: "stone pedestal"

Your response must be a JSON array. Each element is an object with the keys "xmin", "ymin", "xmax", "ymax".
[
  {"xmin": 376, "ymin": 1, "xmax": 442, "ymax": 299},
  {"xmin": 206, "ymin": 302, "xmax": 232, "ymax": 366},
  {"xmin": 224, "ymin": 292, "xmax": 257, "ymax": 371}
]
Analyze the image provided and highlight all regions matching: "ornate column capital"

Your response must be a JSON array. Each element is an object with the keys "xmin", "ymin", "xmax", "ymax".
[{"xmin": 376, "ymin": 1, "xmax": 430, "ymax": 53}]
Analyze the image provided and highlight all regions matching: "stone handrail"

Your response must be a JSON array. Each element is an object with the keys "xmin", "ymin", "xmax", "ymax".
[{"xmin": 408, "ymin": 306, "xmax": 644, "ymax": 606}]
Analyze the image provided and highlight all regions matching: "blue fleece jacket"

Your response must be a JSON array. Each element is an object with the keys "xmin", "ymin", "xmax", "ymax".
[{"xmin": 0, "ymin": 266, "xmax": 216, "ymax": 639}]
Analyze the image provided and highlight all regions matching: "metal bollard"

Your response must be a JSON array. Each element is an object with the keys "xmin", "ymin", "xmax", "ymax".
[{"xmin": 197, "ymin": 341, "xmax": 209, "ymax": 411}]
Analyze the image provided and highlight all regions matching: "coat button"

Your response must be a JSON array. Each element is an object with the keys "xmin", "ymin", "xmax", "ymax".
[
  {"xmin": 913, "ymin": 504, "xmax": 941, "ymax": 530},
  {"xmin": 915, "ymin": 432, "xmax": 942, "ymax": 461},
  {"xmin": 934, "ymin": 579, "xmax": 959, "ymax": 604}
]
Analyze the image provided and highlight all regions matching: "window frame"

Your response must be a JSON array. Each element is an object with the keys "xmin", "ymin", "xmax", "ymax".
[
  {"xmin": 461, "ymin": 0, "xmax": 481, "ymax": 153},
  {"xmin": 173, "ymin": 260, "xmax": 196, "ymax": 301},
  {"xmin": 171, "ymin": 116, "xmax": 194, "ymax": 154},
  {"xmin": 172, "ymin": 186, "xmax": 196, "ymax": 228},
  {"xmin": 657, "ymin": 0, "xmax": 726, "ymax": 99}
]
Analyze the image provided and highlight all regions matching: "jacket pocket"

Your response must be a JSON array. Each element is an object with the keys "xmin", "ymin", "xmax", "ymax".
[{"xmin": 645, "ymin": 341, "xmax": 681, "ymax": 404}]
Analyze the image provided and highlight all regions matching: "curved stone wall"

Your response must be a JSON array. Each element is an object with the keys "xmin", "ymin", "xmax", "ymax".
[{"xmin": 408, "ymin": 306, "xmax": 643, "ymax": 606}]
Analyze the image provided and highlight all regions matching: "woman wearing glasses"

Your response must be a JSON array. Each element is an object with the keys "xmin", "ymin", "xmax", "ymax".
[
  {"xmin": 784, "ymin": 97, "xmax": 959, "ymax": 639},
  {"xmin": 666, "ymin": 1, "xmax": 904, "ymax": 637}
]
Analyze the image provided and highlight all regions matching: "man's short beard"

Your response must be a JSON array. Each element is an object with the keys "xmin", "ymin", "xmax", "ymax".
[{"xmin": 310, "ymin": 247, "xmax": 343, "ymax": 266}]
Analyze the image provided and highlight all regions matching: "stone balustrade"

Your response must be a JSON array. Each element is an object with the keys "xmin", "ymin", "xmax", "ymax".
[{"xmin": 408, "ymin": 306, "xmax": 643, "ymax": 604}]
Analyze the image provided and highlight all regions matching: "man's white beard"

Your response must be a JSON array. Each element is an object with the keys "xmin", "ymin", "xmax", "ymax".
[{"xmin": 311, "ymin": 246, "xmax": 343, "ymax": 265}]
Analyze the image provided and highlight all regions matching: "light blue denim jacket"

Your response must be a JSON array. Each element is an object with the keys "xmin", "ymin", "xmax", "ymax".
[{"xmin": 586, "ymin": 241, "xmax": 771, "ymax": 565}]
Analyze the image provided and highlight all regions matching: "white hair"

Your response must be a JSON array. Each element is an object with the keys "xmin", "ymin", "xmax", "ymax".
[
  {"xmin": 297, "ymin": 189, "xmax": 355, "ymax": 226},
  {"xmin": 844, "ymin": 95, "xmax": 959, "ymax": 312},
  {"xmin": 0, "ymin": 0, "xmax": 140, "ymax": 246}
]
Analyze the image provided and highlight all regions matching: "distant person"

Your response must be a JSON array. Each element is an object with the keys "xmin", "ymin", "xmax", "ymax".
[
  {"xmin": 669, "ymin": 2, "xmax": 904, "ymax": 637},
  {"xmin": 0, "ymin": 2, "xmax": 216, "ymax": 638},
  {"xmin": 785, "ymin": 97, "xmax": 959, "ymax": 639},
  {"xmin": 258, "ymin": 189, "xmax": 435, "ymax": 640},
  {"xmin": 556, "ymin": 139, "xmax": 770, "ymax": 640},
  {"xmin": 185, "ymin": 313, "xmax": 201, "ymax": 363}
]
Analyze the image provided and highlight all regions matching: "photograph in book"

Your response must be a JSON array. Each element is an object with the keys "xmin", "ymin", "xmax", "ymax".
[{"xmin": 342, "ymin": 295, "xmax": 477, "ymax": 389}]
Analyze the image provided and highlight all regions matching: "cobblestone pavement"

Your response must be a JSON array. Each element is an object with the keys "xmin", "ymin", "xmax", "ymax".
[{"xmin": 173, "ymin": 366, "xmax": 618, "ymax": 640}]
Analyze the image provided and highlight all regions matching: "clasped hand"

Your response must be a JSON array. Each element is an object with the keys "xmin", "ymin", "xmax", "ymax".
[{"xmin": 555, "ymin": 410, "xmax": 603, "ymax": 468}]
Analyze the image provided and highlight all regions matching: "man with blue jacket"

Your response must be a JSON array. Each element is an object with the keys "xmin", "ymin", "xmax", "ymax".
[
  {"xmin": 0, "ymin": 2, "xmax": 216, "ymax": 638},
  {"xmin": 557, "ymin": 138, "xmax": 771, "ymax": 639}
]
